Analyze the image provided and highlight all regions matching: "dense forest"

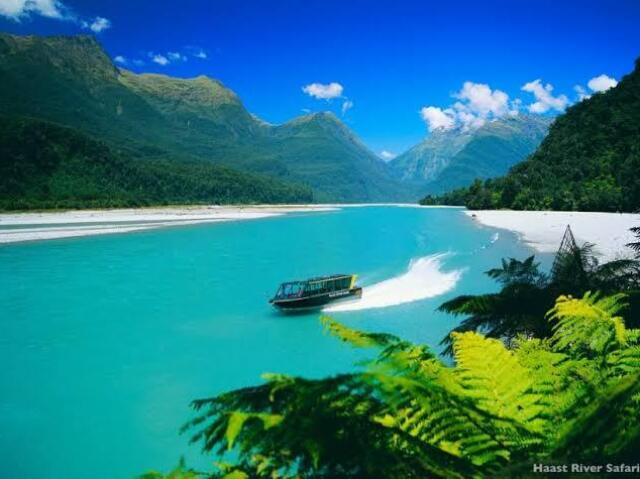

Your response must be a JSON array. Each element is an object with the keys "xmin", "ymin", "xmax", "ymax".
[
  {"xmin": 140, "ymin": 228, "xmax": 640, "ymax": 478},
  {"xmin": 0, "ymin": 117, "xmax": 313, "ymax": 210},
  {"xmin": 421, "ymin": 59, "xmax": 640, "ymax": 212}
]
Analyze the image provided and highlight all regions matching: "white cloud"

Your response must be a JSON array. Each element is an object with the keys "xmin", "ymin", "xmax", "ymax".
[
  {"xmin": 341, "ymin": 99, "xmax": 353, "ymax": 114},
  {"xmin": 1, "ymin": 0, "xmax": 111, "ymax": 34},
  {"xmin": 574, "ymin": 84, "xmax": 590, "ymax": 101},
  {"xmin": 419, "ymin": 81, "xmax": 515, "ymax": 132},
  {"xmin": 420, "ymin": 106, "xmax": 456, "ymax": 131},
  {"xmin": 1, "ymin": 0, "xmax": 114, "ymax": 38},
  {"xmin": 0, "ymin": 0, "xmax": 65, "ymax": 19},
  {"xmin": 587, "ymin": 74, "xmax": 618, "ymax": 92},
  {"xmin": 379, "ymin": 150, "xmax": 397, "ymax": 161},
  {"xmin": 168, "ymin": 51, "xmax": 187, "ymax": 62},
  {"xmin": 456, "ymin": 110, "xmax": 486, "ymax": 130},
  {"xmin": 86, "ymin": 16, "xmax": 110, "ymax": 33},
  {"xmin": 147, "ymin": 50, "xmax": 190, "ymax": 66},
  {"xmin": 455, "ymin": 81, "xmax": 510, "ymax": 118},
  {"xmin": 114, "ymin": 55, "xmax": 127, "ymax": 65},
  {"xmin": 151, "ymin": 54, "xmax": 169, "ymax": 66},
  {"xmin": 521, "ymin": 79, "xmax": 569, "ymax": 113},
  {"xmin": 509, "ymin": 98, "xmax": 522, "ymax": 115},
  {"xmin": 302, "ymin": 82, "xmax": 344, "ymax": 100},
  {"xmin": 575, "ymin": 74, "xmax": 618, "ymax": 102},
  {"xmin": 184, "ymin": 46, "xmax": 208, "ymax": 59},
  {"xmin": 193, "ymin": 49, "xmax": 207, "ymax": 59}
]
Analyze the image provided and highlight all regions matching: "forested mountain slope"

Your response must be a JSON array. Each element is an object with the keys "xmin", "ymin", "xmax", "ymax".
[{"xmin": 0, "ymin": 117, "xmax": 312, "ymax": 210}]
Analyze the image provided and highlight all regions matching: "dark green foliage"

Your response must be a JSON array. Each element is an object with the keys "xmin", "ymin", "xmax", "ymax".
[
  {"xmin": 486, "ymin": 255, "xmax": 545, "ymax": 286},
  {"xmin": 439, "ymin": 241, "xmax": 640, "ymax": 354},
  {"xmin": 0, "ymin": 117, "xmax": 313, "ymax": 210},
  {"xmin": 628, "ymin": 226, "xmax": 640, "ymax": 258},
  {"xmin": 185, "ymin": 374, "xmax": 485, "ymax": 479},
  {"xmin": 138, "ymin": 458, "xmax": 201, "ymax": 479},
  {"xmin": 421, "ymin": 58, "xmax": 640, "ymax": 212}
]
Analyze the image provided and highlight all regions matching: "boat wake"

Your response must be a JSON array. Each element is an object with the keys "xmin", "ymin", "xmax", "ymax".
[
  {"xmin": 480, "ymin": 232, "xmax": 500, "ymax": 250},
  {"xmin": 323, "ymin": 253, "xmax": 464, "ymax": 312}
]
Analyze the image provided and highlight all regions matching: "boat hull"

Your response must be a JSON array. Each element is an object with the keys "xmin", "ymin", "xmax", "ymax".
[{"xmin": 271, "ymin": 287, "xmax": 362, "ymax": 312}]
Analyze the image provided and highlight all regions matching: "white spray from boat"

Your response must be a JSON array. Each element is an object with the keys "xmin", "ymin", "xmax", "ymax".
[{"xmin": 323, "ymin": 253, "xmax": 464, "ymax": 312}]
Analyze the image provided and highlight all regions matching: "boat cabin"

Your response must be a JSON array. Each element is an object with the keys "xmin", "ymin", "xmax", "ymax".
[
  {"xmin": 273, "ymin": 274, "xmax": 355, "ymax": 300},
  {"xmin": 270, "ymin": 274, "xmax": 361, "ymax": 311}
]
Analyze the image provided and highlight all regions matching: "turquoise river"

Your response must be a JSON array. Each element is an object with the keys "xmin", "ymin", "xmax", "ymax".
[{"xmin": 0, "ymin": 206, "xmax": 549, "ymax": 478}]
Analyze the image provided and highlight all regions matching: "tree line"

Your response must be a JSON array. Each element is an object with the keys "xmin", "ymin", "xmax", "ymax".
[{"xmin": 0, "ymin": 116, "xmax": 313, "ymax": 211}]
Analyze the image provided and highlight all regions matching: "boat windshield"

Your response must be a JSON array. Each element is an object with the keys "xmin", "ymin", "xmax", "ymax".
[
  {"xmin": 306, "ymin": 276, "xmax": 352, "ymax": 293},
  {"xmin": 274, "ymin": 281, "xmax": 306, "ymax": 299}
]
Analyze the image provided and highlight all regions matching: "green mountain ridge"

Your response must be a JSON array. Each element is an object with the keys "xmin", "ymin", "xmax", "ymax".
[
  {"xmin": 422, "ymin": 58, "xmax": 640, "ymax": 212},
  {"xmin": 0, "ymin": 33, "xmax": 412, "ymax": 203},
  {"xmin": 390, "ymin": 114, "xmax": 551, "ymax": 194}
]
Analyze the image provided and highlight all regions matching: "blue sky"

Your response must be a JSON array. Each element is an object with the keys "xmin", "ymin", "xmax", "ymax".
[{"xmin": 1, "ymin": 0, "xmax": 639, "ymax": 156}]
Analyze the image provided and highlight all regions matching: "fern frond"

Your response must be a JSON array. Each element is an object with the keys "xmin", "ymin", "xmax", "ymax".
[
  {"xmin": 513, "ymin": 336, "xmax": 607, "ymax": 440},
  {"xmin": 364, "ymin": 369, "xmax": 530, "ymax": 469},
  {"xmin": 224, "ymin": 411, "xmax": 283, "ymax": 450},
  {"xmin": 608, "ymin": 345, "xmax": 640, "ymax": 375},
  {"xmin": 321, "ymin": 315, "xmax": 437, "ymax": 372},
  {"xmin": 452, "ymin": 332, "xmax": 544, "ymax": 430},
  {"xmin": 547, "ymin": 292, "xmax": 629, "ymax": 356},
  {"xmin": 320, "ymin": 316, "xmax": 400, "ymax": 348},
  {"xmin": 186, "ymin": 369, "xmax": 484, "ymax": 478},
  {"xmin": 486, "ymin": 255, "xmax": 544, "ymax": 286},
  {"xmin": 137, "ymin": 461, "xmax": 201, "ymax": 479},
  {"xmin": 551, "ymin": 372, "xmax": 640, "ymax": 463}
]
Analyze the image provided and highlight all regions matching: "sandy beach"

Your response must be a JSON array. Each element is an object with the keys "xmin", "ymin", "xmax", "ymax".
[
  {"xmin": 466, "ymin": 210, "xmax": 640, "ymax": 261},
  {"xmin": 0, "ymin": 205, "xmax": 337, "ymax": 244},
  {"xmin": 0, "ymin": 204, "xmax": 456, "ymax": 244}
]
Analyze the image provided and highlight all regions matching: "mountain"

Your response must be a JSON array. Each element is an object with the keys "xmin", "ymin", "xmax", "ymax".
[
  {"xmin": 389, "ymin": 127, "xmax": 473, "ymax": 183},
  {"xmin": 0, "ymin": 116, "xmax": 312, "ymax": 210},
  {"xmin": 0, "ymin": 33, "xmax": 411, "ymax": 204},
  {"xmin": 422, "ymin": 58, "xmax": 640, "ymax": 212},
  {"xmin": 268, "ymin": 112, "xmax": 405, "ymax": 201},
  {"xmin": 390, "ymin": 114, "xmax": 551, "ymax": 193}
]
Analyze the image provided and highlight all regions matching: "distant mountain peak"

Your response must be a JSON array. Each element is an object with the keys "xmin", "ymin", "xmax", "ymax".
[
  {"xmin": 0, "ymin": 31, "xmax": 118, "ymax": 81},
  {"xmin": 290, "ymin": 111, "xmax": 339, "ymax": 123},
  {"xmin": 118, "ymin": 69, "xmax": 243, "ymax": 109},
  {"xmin": 389, "ymin": 114, "xmax": 551, "ymax": 190},
  {"xmin": 250, "ymin": 113, "xmax": 273, "ymax": 126}
]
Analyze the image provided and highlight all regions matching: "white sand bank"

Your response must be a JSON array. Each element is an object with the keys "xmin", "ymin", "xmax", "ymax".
[
  {"xmin": 465, "ymin": 210, "xmax": 640, "ymax": 261},
  {"xmin": 0, "ymin": 205, "xmax": 336, "ymax": 244}
]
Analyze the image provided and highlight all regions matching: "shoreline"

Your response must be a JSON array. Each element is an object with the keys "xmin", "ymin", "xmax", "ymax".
[
  {"xmin": 0, "ymin": 203, "xmax": 446, "ymax": 244},
  {"xmin": 465, "ymin": 210, "xmax": 640, "ymax": 261},
  {"xmin": 6, "ymin": 204, "xmax": 634, "ymax": 256},
  {"xmin": 0, "ymin": 205, "xmax": 337, "ymax": 244}
]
